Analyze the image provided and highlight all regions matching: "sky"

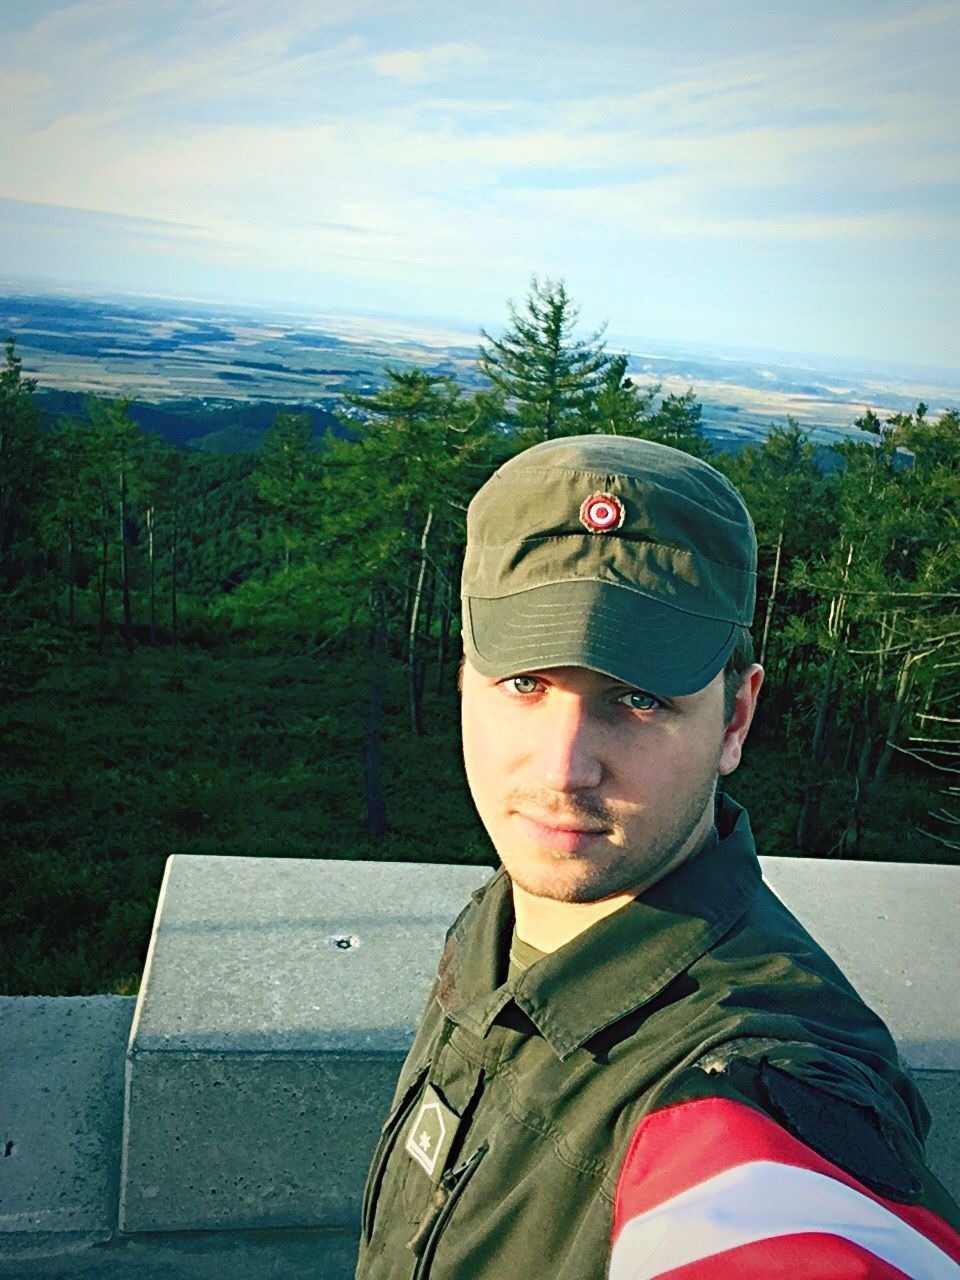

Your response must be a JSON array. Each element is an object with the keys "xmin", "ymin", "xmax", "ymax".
[{"xmin": 1, "ymin": 0, "xmax": 958, "ymax": 370}]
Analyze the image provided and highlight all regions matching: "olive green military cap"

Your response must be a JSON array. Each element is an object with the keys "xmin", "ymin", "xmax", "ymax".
[{"xmin": 461, "ymin": 435, "xmax": 757, "ymax": 696}]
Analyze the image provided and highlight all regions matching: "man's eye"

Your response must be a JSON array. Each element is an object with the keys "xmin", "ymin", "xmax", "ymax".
[
  {"xmin": 509, "ymin": 675, "xmax": 540, "ymax": 695},
  {"xmin": 617, "ymin": 690, "xmax": 661, "ymax": 712}
]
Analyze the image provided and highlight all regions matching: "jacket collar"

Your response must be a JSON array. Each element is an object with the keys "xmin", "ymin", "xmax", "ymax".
[{"xmin": 436, "ymin": 796, "xmax": 761, "ymax": 1060}]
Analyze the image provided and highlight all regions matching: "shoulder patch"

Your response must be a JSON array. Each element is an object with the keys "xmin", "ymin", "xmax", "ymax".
[
  {"xmin": 760, "ymin": 1059, "xmax": 921, "ymax": 1201},
  {"xmin": 612, "ymin": 1095, "xmax": 960, "ymax": 1280}
]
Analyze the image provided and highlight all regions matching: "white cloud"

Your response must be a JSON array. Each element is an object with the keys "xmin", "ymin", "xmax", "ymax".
[
  {"xmin": 370, "ymin": 41, "xmax": 487, "ymax": 82},
  {"xmin": 519, "ymin": 186, "xmax": 960, "ymax": 244},
  {"xmin": 0, "ymin": 0, "xmax": 383, "ymax": 129},
  {"xmin": 865, "ymin": 0, "xmax": 960, "ymax": 37}
]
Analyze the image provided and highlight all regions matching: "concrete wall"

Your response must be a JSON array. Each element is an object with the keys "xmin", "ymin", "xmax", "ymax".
[{"xmin": 1, "ymin": 856, "xmax": 957, "ymax": 1277}]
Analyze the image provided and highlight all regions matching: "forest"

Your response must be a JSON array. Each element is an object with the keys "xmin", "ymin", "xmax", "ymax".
[{"xmin": 1, "ymin": 279, "xmax": 958, "ymax": 996}]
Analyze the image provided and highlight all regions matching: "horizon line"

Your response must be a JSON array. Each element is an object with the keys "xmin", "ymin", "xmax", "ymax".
[{"xmin": 1, "ymin": 271, "xmax": 959, "ymax": 389}]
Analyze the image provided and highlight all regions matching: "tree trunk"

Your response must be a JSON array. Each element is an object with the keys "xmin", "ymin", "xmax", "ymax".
[
  {"xmin": 282, "ymin": 534, "xmax": 292, "ymax": 605},
  {"xmin": 67, "ymin": 523, "xmax": 76, "ymax": 629},
  {"xmin": 407, "ymin": 507, "xmax": 433, "ymax": 736},
  {"xmin": 146, "ymin": 505, "xmax": 156, "ymax": 645},
  {"xmin": 363, "ymin": 589, "xmax": 389, "ymax": 838},
  {"xmin": 796, "ymin": 643, "xmax": 840, "ymax": 852},
  {"xmin": 420, "ymin": 564, "xmax": 436, "ymax": 658},
  {"xmin": 771, "ymin": 641, "xmax": 799, "ymax": 729},
  {"xmin": 419, "ymin": 572, "xmax": 435, "ymax": 694},
  {"xmin": 171, "ymin": 508, "xmax": 179, "ymax": 648},
  {"xmin": 796, "ymin": 545, "xmax": 855, "ymax": 852},
  {"xmin": 759, "ymin": 516, "xmax": 784, "ymax": 669},
  {"xmin": 97, "ymin": 530, "xmax": 109, "ymax": 650},
  {"xmin": 119, "ymin": 465, "xmax": 134, "ymax": 653},
  {"xmin": 809, "ymin": 643, "xmax": 838, "ymax": 774},
  {"xmin": 436, "ymin": 550, "xmax": 454, "ymax": 695},
  {"xmin": 864, "ymin": 655, "xmax": 916, "ymax": 809},
  {"xmin": 839, "ymin": 695, "xmax": 880, "ymax": 856},
  {"xmin": 841, "ymin": 717, "xmax": 857, "ymax": 775}
]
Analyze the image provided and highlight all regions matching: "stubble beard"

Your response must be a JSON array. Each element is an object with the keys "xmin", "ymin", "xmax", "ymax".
[{"xmin": 498, "ymin": 772, "xmax": 719, "ymax": 904}]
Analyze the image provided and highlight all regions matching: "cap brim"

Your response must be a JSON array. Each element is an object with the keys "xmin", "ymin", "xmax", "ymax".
[{"xmin": 463, "ymin": 580, "xmax": 738, "ymax": 697}]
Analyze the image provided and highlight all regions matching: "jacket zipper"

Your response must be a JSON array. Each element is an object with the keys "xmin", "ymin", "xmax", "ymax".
[
  {"xmin": 361, "ymin": 1063, "xmax": 431, "ymax": 1244},
  {"xmin": 409, "ymin": 1141, "xmax": 489, "ymax": 1280}
]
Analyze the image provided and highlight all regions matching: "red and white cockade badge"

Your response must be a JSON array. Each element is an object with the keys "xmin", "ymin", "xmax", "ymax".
[{"xmin": 579, "ymin": 492, "xmax": 626, "ymax": 533}]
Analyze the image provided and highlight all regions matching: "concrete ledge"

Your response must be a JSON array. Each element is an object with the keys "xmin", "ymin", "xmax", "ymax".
[
  {"xmin": 0, "ymin": 1227, "xmax": 358, "ymax": 1279},
  {"xmin": 0, "ymin": 997, "xmax": 358, "ymax": 1274},
  {"xmin": 119, "ymin": 857, "xmax": 490, "ymax": 1233},
  {"xmin": 0, "ymin": 997, "xmax": 133, "ymax": 1246}
]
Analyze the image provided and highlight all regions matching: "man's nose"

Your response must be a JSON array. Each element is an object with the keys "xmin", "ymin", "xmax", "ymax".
[{"xmin": 530, "ymin": 695, "xmax": 604, "ymax": 791}]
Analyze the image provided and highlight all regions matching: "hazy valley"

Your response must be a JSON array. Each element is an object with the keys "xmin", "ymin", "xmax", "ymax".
[{"xmin": 3, "ymin": 286, "xmax": 957, "ymax": 453}]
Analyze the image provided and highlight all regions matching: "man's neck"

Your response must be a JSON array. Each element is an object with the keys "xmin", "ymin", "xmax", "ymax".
[{"xmin": 512, "ymin": 885, "xmax": 638, "ymax": 954}]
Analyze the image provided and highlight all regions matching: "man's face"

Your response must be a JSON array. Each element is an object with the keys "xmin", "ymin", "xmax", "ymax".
[{"xmin": 461, "ymin": 661, "xmax": 754, "ymax": 904}]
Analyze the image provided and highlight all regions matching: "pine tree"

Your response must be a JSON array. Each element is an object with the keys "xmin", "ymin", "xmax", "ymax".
[
  {"xmin": 86, "ymin": 399, "xmax": 146, "ymax": 652},
  {"xmin": 643, "ymin": 387, "xmax": 711, "ymax": 458},
  {"xmin": 0, "ymin": 337, "xmax": 45, "ymax": 594},
  {"xmin": 45, "ymin": 416, "xmax": 102, "ymax": 630},
  {"xmin": 587, "ymin": 355, "xmax": 657, "ymax": 436},
  {"xmin": 333, "ymin": 369, "xmax": 468, "ymax": 733},
  {"xmin": 316, "ymin": 369, "xmax": 461, "ymax": 832},
  {"xmin": 479, "ymin": 278, "xmax": 610, "ymax": 439},
  {"xmin": 252, "ymin": 411, "xmax": 319, "ymax": 579},
  {"xmin": 789, "ymin": 407, "xmax": 959, "ymax": 854},
  {"xmin": 722, "ymin": 422, "xmax": 826, "ymax": 673}
]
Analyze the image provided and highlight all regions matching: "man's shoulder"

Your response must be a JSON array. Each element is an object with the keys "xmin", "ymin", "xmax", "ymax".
[
  {"xmin": 441, "ymin": 866, "xmax": 507, "ymax": 947},
  {"xmin": 611, "ymin": 1042, "xmax": 960, "ymax": 1278},
  {"xmin": 687, "ymin": 1039, "xmax": 928, "ymax": 1194},
  {"xmin": 701, "ymin": 868, "xmax": 872, "ymax": 1004}
]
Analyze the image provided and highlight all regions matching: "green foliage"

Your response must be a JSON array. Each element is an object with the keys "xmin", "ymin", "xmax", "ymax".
[
  {"xmin": 479, "ymin": 277, "xmax": 611, "ymax": 439},
  {"xmin": 781, "ymin": 411, "xmax": 959, "ymax": 853},
  {"xmin": 160, "ymin": 451, "xmax": 257, "ymax": 598},
  {"xmin": 252, "ymin": 411, "xmax": 320, "ymax": 572},
  {"xmin": 0, "ymin": 645, "xmax": 489, "ymax": 994},
  {"xmin": 0, "ymin": 336, "xmax": 46, "ymax": 591},
  {"xmin": 586, "ymin": 355, "xmax": 657, "ymax": 437},
  {"xmin": 642, "ymin": 387, "xmax": 712, "ymax": 457},
  {"xmin": 889, "ymin": 406, "xmax": 959, "ymax": 476},
  {"xmin": 2, "ymin": 285, "xmax": 958, "ymax": 994}
]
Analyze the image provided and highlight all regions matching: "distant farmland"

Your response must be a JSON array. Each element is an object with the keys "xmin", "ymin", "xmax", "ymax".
[{"xmin": 4, "ymin": 288, "xmax": 957, "ymax": 452}]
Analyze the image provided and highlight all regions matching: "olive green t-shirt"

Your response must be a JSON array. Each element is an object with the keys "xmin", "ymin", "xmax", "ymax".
[{"xmin": 507, "ymin": 929, "xmax": 548, "ymax": 982}]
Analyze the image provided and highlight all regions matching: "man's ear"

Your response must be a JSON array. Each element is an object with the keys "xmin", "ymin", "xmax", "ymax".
[{"xmin": 719, "ymin": 664, "xmax": 763, "ymax": 776}]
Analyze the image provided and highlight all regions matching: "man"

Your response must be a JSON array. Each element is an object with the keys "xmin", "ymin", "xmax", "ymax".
[{"xmin": 356, "ymin": 435, "xmax": 960, "ymax": 1279}]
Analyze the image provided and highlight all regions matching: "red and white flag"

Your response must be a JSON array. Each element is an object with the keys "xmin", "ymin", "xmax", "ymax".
[{"xmin": 611, "ymin": 1097, "xmax": 960, "ymax": 1279}]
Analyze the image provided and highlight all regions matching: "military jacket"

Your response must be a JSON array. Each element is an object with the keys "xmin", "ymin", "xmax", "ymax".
[{"xmin": 355, "ymin": 799, "xmax": 960, "ymax": 1279}]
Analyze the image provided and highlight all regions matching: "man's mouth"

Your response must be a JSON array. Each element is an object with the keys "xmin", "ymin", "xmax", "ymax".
[{"xmin": 513, "ymin": 812, "xmax": 610, "ymax": 853}]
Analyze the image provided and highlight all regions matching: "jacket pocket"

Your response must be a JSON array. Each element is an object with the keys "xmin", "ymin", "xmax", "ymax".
[
  {"xmin": 411, "ymin": 1141, "xmax": 489, "ymax": 1280},
  {"xmin": 362, "ymin": 1063, "xmax": 431, "ymax": 1244}
]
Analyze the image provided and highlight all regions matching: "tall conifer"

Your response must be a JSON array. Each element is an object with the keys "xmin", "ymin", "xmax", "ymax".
[{"xmin": 478, "ymin": 277, "xmax": 610, "ymax": 439}]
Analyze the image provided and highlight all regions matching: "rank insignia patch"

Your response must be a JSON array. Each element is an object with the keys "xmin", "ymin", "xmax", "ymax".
[
  {"xmin": 579, "ymin": 492, "xmax": 625, "ymax": 533},
  {"xmin": 405, "ymin": 1084, "xmax": 459, "ymax": 1181}
]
